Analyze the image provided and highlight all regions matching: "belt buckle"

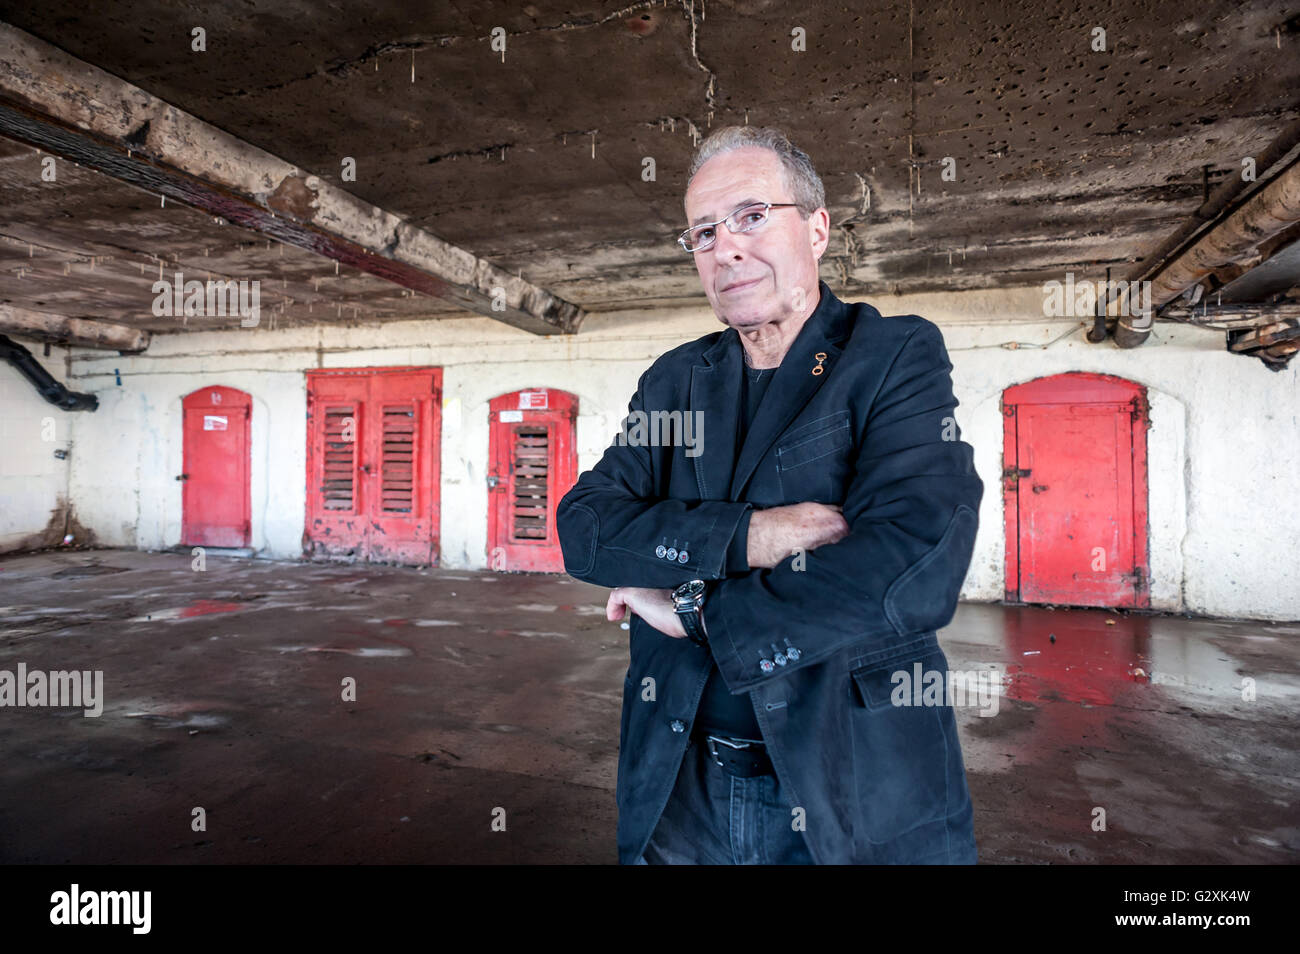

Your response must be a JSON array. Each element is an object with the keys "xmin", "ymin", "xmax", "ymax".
[{"xmin": 705, "ymin": 733, "xmax": 751, "ymax": 768}]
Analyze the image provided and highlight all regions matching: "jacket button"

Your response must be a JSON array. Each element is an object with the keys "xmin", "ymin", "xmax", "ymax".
[
  {"xmin": 759, "ymin": 659, "xmax": 775, "ymax": 674},
  {"xmin": 655, "ymin": 545, "xmax": 667, "ymax": 558},
  {"xmin": 670, "ymin": 719, "xmax": 686, "ymax": 733},
  {"xmin": 774, "ymin": 652, "xmax": 788, "ymax": 666},
  {"xmin": 677, "ymin": 550, "xmax": 689, "ymax": 563},
  {"xmin": 666, "ymin": 547, "xmax": 678, "ymax": 561},
  {"xmin": 786, "ymin": 646, "xmax": 801, "ymax": 661}
]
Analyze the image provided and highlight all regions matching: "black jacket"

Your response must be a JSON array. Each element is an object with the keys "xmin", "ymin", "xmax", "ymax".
[{"xmin": 556, "ymin": 282, "xmax": 982, "ymax": 863}]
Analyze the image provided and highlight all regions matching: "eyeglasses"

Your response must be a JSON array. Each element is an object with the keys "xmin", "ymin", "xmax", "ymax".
[{"xmin": 677, "ymin": 201, "xmax": 800, "ymax": 253}]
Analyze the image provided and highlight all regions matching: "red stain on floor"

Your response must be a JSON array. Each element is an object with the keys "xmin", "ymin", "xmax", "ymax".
[{"xmin": 180, "ymin": 600, "xmax": 244, "ymax": 618}]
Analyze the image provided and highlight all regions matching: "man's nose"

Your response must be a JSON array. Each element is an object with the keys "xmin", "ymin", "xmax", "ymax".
[{"xmin": 709, "ymin": 226, "xmax": 745, "ymax": 262}]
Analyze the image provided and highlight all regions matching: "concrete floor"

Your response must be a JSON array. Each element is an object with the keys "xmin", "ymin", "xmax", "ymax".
[{"xmin": 0, "ymin": 548, "xmax": 1296, "ymax": 864}]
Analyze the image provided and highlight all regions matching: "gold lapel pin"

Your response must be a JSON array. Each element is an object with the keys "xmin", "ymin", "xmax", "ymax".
[{"xmin": 812, "ymin": 352, "xmax": 827, "ymax": 376}]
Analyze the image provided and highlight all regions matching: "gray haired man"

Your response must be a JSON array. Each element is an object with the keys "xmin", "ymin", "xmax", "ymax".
[{"xmin": 557, "ymin": 126, "xmax": 982, "ymax": 865}]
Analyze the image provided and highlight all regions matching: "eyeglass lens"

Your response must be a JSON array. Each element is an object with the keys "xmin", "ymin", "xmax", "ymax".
[{"xmin": 684, "ymin": 203, "xmax": 768, "ymax": 251}]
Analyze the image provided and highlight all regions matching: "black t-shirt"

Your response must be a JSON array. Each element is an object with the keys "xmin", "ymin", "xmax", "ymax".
[{"xmin": 693, "ymin": 360, "xmax": 776, "ymax": 739}]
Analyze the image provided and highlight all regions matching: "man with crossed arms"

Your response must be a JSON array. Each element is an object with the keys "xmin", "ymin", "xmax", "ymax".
[{"xmin": 557, "ymin": 125, "xmax": 982, "ymax": 865}]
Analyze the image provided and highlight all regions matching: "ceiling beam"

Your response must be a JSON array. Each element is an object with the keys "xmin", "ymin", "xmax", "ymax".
[
  {"xmin": 1147, "ymin": 160, "xmax": 1300, "ymax": 309},
  {"xmin": 0, "ymin": 304, "xmax": 150, "ymax": 352},
  {"xmin": 0, "ymin": 23, "xmax": 585, "ymax": 336},
  {"xmin": 1109, "ymin": 120, "xmax": 1300, "ymax": 348}
]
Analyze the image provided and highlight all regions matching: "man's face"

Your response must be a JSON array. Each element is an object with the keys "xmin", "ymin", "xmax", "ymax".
[{"xmin": 683, "ymin": 146, "xmax": 829, "ymax": 330}]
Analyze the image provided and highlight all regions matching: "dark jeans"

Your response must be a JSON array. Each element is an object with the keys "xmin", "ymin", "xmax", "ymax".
[{"xmin": 635, "ymin": 737, "xmax": 815, "ymax": 865}]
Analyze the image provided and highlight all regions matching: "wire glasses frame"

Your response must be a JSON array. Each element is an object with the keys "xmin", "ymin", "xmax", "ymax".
[{"xmin": 677, "ymin": 201, "xmax": 801, "ymax": 253}]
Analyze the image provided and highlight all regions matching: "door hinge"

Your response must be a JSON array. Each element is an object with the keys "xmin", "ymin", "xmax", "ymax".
[
  {"xmin": 1001, "ymin": 465, "xmax": 1031, "ymax": 486},
  {"xmin": 1122, "ymin": 566, "xmax": 1147, "ymax": 589}
]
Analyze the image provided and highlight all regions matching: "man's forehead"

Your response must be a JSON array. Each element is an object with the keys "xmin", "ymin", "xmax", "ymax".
[{"xmin": 685, "ymin": 149, "xmax": 787, "ymax": 223}]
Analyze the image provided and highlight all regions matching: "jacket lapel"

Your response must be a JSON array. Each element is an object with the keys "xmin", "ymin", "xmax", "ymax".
[
  {"xmin": 687, "ymin": 282, "xmax": 853, "ymax": 503},
  {"xmin": 689, "ymin": 328, "xmax": 743, "ymax": 502},
  {"xmin": 728, "ymin": 283, "xmax": 849, "ymax": 500}
]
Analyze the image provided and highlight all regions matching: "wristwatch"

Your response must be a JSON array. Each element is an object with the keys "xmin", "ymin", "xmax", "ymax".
[{"xmin": 671, "ymin": 579, "xmax": 709, "ymax": 647}]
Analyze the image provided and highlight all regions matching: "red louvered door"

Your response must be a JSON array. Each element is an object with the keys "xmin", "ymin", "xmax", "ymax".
[
  {"xmin": 487, "ymin": 389, "xmax": 578, "ymax": 572},
  {"xmin": 367, "ymin": 372, "xmax": 438, "ymax": 563},
  {"xmin": 305, "ymin": 367, "xmax": 441, "ymax": 565}
]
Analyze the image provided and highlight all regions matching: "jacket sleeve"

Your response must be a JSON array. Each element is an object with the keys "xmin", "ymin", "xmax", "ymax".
[
  {"xmin": 703, "ymin": 320, "xmax": 982, "ymax": 693},
  {"xmin": 556, "ymin": 367, "xmax": 754, "ymax": 589}
]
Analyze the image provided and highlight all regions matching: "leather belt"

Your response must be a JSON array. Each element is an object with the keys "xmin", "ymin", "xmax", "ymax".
[{"xmin": 692, "ymin": 727, "xmax": 774, "ymax": 778}]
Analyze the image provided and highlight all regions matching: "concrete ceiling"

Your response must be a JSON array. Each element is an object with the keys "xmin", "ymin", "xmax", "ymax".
[{"xmin": 0, "ymin": 0, "xmax": 1298, "ymax": 334}]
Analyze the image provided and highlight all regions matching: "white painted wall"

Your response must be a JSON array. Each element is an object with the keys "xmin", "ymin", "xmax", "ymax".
[
  {"xmin": 0, "ymin": 335, "xmax": 72, "ymax": 549},
  {"xmin": 23, "ymin": 285, "xmax": 1298, "ymax": 621}
]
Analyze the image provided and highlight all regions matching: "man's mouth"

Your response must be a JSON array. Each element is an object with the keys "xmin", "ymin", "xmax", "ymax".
[{"xmin": 720, "ymin": 276, "xmax": 762, "ymax": 294}]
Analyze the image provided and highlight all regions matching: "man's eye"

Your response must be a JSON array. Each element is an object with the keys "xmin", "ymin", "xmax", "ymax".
[
  {"xmin": 696, "ymin": 227, "xmax": 715, "ymax": 243},
  {"xmin": 742, "ymin": 211, "xmax": 766, "ymax": 226}
]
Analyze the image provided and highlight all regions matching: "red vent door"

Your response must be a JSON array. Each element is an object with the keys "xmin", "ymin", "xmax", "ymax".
[
  {"xmin": 305, "ymin": 367, "xmax": 441, "ymax": 565},
  {"xmin": 366, "ymin": 370, "xmax": 439, "ymax": 565},
  {"xmin": 305, "ymin": 373, "xmax": 368, "ymax": 557},
  {"xmin": 487, "ymin": 389, "xmax": 578, "ymax": 572}
]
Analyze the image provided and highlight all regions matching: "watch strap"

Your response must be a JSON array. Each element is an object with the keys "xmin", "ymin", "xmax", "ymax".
[{"xmin": 677, "ymin": 604, "xmax": 708, "ymax": 646}]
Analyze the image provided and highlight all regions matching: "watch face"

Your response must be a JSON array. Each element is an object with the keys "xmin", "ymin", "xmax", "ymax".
[{"xmin": 674, "ymin": 579, "xmax": 706, "ymax": 603}]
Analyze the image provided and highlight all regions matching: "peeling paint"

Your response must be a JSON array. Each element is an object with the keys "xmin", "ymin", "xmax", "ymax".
[{"xmin": 265, "ymin": 174, "xmax": 318, "ymax": 221}]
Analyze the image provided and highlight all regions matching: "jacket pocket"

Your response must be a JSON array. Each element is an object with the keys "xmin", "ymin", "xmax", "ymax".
[
  {"xmin": 775, "ymin": 411, "xmax": 854, "ymax": 503},
  {"xmin": 776, "ymin": 411, "xmax": 851, "ymax": 471},
  {"xmin": 847, "ymin": 647, "xmax": 952, "ymax": 844}
]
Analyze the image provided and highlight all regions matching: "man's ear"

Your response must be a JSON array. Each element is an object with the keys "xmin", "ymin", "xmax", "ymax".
[{"xmin": 808, "ymin": 207, "xmax": 831, "ymax": 260}]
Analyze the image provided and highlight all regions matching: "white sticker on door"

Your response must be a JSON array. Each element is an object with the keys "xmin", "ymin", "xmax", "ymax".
[{"xmin": 203, "ymin": 415, "xmax": 228, "ymax": 431}]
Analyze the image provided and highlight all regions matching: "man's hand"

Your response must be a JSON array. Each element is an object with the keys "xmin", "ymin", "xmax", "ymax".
[
  {"xmin": 747, "ymin": 502, "xmax": 850, "ymax": 569},
  {"xmin": 607, "ymin": 586, "xmax": 688, "ymax": 639}
]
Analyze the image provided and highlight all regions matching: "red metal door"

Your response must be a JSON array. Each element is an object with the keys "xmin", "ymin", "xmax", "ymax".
[
  {"xmin": 181, "ymin": 386, "xmax": 251, "ymax": 548},
  {"xmin": 367, "ymin": 370, "xmax": 440, "ymax": 564},
  {"xmin": 1003, "ymin": 373, "xmax": 1149, "ymax": 608},
  {"xmin": 487, "ymin": 388, "xmax": 578, "ymax": 572},
  {"xmin": 304, "ymin": 372, "xmax": 366, "ymax": 558},
  {"xmin": 305, "ymin": 367, "xmax": 441, "ymax": 565}
]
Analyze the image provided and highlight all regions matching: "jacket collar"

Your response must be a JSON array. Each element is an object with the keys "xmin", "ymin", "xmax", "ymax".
[{"xmin": 690, "ymin": 281, "xmax": 854, "ymax": 501}]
